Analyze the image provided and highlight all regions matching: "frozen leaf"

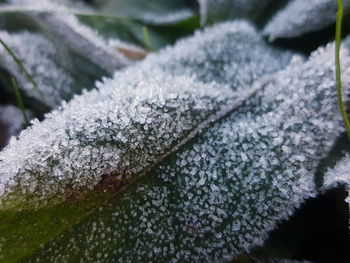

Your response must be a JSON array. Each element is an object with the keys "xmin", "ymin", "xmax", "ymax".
[
  {"xmin": 263, "ymin": 0, "xmax": 350, "ymax": 41},
  {"xmin": 0, "ymin": 31, "xmax": 73, "ymax": 107},
  {"xmin": 96, "ymin": 0, "xmax": 194, "ymax": 25},
  {"xmin": 2, "ymin": 0, "xmax": 130, "ymax": 73},
  {"xmin": 0, "ymin": 21, "xmax": 294, "ymax": 210},
  {"xmin": 197, "ymin": 0, "xmax": 276, "ymax": 25},
  {"xmin": 22, "ymin": 42, "xmax": 350, "ymax": 262},
  {"xmin": 0, "ymin": 0, "xmax": 140, "ymax": 110},
  {"xmin": 31, "ymin": 13, "xmax": 129, "ymax": 74},
  {"xmin": 322, "ymin": 154, "xmax": 350, "ymax": 226},
  {"xmin": 0, "ymin": 105, "xmax": 29, "ymax": 149}
]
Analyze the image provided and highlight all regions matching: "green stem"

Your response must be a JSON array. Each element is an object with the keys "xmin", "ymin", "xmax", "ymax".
[{"xmin": 336, "ymin": 0, "xmax": 350, "ymax": 139}]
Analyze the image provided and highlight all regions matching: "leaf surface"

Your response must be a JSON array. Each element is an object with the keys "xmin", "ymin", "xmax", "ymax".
[
  {"xmin": 0, "ymin": 20, "xmax": 296, "ymax": 261},
  {"xmin": 22, "ymin": 41, "xmax": 350, "ymax": 262}
]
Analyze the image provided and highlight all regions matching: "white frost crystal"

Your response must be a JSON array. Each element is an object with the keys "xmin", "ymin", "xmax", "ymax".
[
  {"xmin": 0, "ymin": 21, "xmax": 294, "ymax": 209},
  {"xmin": 26, "ymin": 43, "xmax": 350, "ymax": 262},
  {"xmin": 263, "ymin": 0, "xmax": 350, "ymax": 40},
  {"xmin": 0, "ymin": 31, "xmax": 73, "ymax": 107}
]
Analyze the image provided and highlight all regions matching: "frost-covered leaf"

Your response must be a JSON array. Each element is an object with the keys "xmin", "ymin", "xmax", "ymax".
[
  {"xmin": 197, "ymin": 0, "xmax": 276, "ymax": 25},
  {"xmin": 0, "ymin": 20, "xmax": 296, "ymax": 261},
  {"xmin": 31, "ymin": 13, "xmax": 129, "ymax": 74},
  {"xmin": 0, "ymin": 2, "xmax": 138, "ymax": 109},
  {"xmin": 0, "ymin": 105, "xmax": 29, "ymax": 149},
  {"xmin": 1, "ymin": 0, "xmax": 131, "ymax": 71},
  {"xmin": 21, "ymin": 42, "xmax": 350, "ymax": 262},
  {"xmin": 263, "ymin": 0, "xmax": 350, "ymax": 41},
  {"xmin": 0, "ymin": 21, "xmax": 294, "ymax": 210},
  {"xmin": 0, "ymin": 31, "xmax": 73, "ymax": 107},
  {"xmin": 323, "ymin": 154, "xmax": 350, "ymax": 225},
  {"xmin": 95, "ymin": 0, "xmax": 194, "ymax": 25},
  {"xmin": 0, "ymin": 0, "xmax": 198, "ymax": 52}
]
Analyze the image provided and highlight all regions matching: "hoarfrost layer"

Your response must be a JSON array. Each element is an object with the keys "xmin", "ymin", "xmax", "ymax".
[
  {"xmin": 140, "ymin": 21, "xmax": 295, "ymax": 91},
  {"xmin": 0, "ymin": 31, "xmax": 73, "ymax": 107},
  {"xmin": 263, "ymin": 0, "xmax": 350, "ymax": 40},
  {"xmin": 0, "ymin": 21, "xmax": 294, "ymax": 209},
  {"xmin": 27, "ymin": 43, "xmax": 350, "ymax": 262}
]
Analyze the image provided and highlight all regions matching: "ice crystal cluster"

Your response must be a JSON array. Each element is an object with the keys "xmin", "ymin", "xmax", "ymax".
[
  {"xmin": 0, "ymin": 31, "xmax": 73, "ymax": 107},
  {"xmin": 25, "ymin": 39, "xmax": 350, "ymax": 263},
  {"xmin": 263, "ymin": 0, "xmax": 350, "ymax": 40},
  {"xmin": 0, "ymin": 21, "xmax": 294, "ymax": 209},
  {"xmin": 197, "ymin": 0, "xmax": 274, "ymax": 25}
]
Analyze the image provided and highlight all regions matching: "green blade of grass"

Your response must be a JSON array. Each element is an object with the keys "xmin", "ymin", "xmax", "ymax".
[
  {"xmin": 336, "ymin": 0, "xmax": 350, "ymax": 139},
  {"xmin": 142, "ymin": 26, "xmax": 154, "ymax": 51},
  {"xmin": 11, "ymin": 78, "xmax": 29, "ymax": 126},
  {"xmin": 0, "ymin": 37, "xmax": 44, "ymax": 100}
]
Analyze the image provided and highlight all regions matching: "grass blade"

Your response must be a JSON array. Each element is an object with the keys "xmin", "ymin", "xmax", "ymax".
[
  {"xmin": 10, "ymin": 78, "xmax": 29, "ymax": 126},
  {"xmin": 0, "ymin": 37, "xmax": 43, "ymax": 100},
  {"xmin": 142, "ymin": 26, "xmax": 154, "ymax": 51}
]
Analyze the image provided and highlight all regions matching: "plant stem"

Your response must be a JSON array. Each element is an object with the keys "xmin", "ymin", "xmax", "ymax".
[{"xmin": 336, "ymin": 0, "xmax": 350, "ymax": 139}]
